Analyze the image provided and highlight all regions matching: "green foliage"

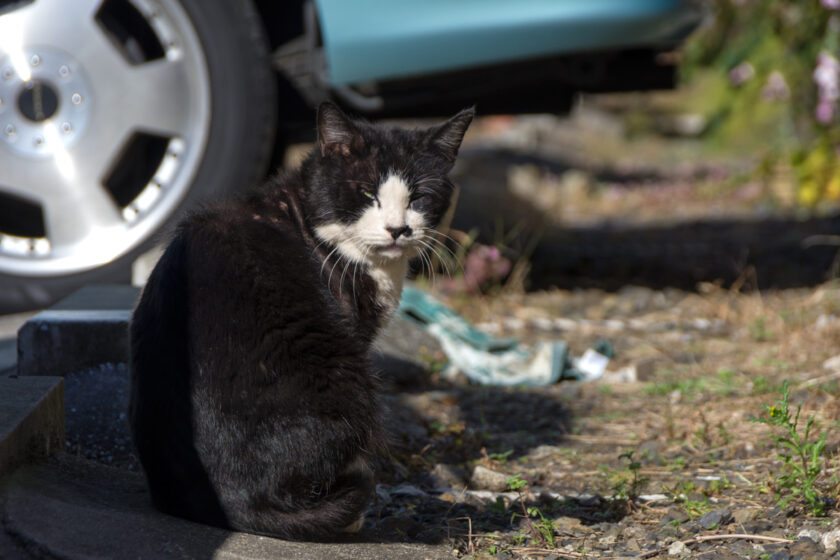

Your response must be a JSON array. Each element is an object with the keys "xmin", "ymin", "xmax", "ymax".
[
  {"xmin": 682, "ymin": 0, "xmax": 840, "ymax": 205},
  {"xmin": 488, "ymin": 450, "xmax": 514, "ymax": 464},
  {"xmin": 644, "ymin": 368, "xmax": 740, "ymax": 399},
  {"xmin": 611, "ymin": 451, "xmax": 649, "ymax": 504},
  {"xmin": 505, "ymin": 474, "xmax": 557, "ymax": 549},
  {"xmin": 680, "ymin": 495, "xmax": 713, "ymax": 519},
  {"xmin": 750, "ymin": 381, "xmax": 830, "ymax": 515},
  {"xmin": 707, "ymin": 474, "xmax": 734, "ymax": 495},
  {"xmin": 525, "ymin": 506, "xmax": 556, "ymax": 549},
  {"xmin": 506, "ymin": 474, "xmax": 527, "ymax": 492}
]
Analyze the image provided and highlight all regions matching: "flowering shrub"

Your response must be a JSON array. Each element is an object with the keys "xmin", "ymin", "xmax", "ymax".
[{"xmin": 683, "ymin": 0, "xmax": 840, "ymax": 204}]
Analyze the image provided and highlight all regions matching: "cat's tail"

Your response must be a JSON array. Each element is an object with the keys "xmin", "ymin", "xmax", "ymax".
[{"xmin": 226, "ymin": 456, "xmax": 375, "ymax": 541}]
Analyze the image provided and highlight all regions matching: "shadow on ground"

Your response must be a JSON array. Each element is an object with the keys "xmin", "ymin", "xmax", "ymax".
[
  {"xmin": 452, "ymin": 147, "xmax": 840, "ymax": 291},
  {"xmin": 373, "ymin": 378, "xmax": 630, "ymax": 545}
]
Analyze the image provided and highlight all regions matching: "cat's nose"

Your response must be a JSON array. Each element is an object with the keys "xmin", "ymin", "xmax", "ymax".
[{"xmin": 385, "ymin": 225, "xmax": 412, "ymax": 239}]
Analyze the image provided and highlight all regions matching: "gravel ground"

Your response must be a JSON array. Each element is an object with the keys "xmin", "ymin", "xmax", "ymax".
[{"xmin": 371, "ymin": 282, "xmax": 840, "ymax": 559}]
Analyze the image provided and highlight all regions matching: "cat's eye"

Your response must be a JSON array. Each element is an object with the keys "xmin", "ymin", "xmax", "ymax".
[
  {"xmin": 408, "ymin": 194, "xmax": 425, "ymax": 209},
  {"xmin": 359, "ymin": 189, "xmax": 379, "ymax": 204}
]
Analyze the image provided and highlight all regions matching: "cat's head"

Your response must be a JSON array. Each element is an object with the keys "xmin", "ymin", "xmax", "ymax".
[{"xmin": 307, "ymin": 102, "xmax": 473, "ymax": 265}]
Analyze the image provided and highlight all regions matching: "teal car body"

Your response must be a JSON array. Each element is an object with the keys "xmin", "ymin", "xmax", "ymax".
[{"xmin": 315, "ymin": 0, "xmax": 703, "ymax": 86}]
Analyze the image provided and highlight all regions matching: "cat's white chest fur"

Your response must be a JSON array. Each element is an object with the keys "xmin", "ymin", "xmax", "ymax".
[{"xmin": 367, "ymin": 258, "xmax": 407, "ymax": 317}]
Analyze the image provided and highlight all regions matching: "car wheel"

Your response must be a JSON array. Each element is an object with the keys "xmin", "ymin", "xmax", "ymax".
[{"xmin": 0, "ymin": 0, "xmax": 277, "ymax": 312}]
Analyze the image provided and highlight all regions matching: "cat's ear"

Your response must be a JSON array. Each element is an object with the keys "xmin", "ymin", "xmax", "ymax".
[
  {"xmin": 426, "ymin": 106, "xmax": 475, "ymax": 164},
  {"xmin": 317, "ymin": 101, "xmax": 362, "ymax": 157}
]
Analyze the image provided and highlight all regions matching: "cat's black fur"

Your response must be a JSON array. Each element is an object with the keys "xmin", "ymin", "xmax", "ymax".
[{"xmin": 129, "ymin": 102, "xmax": 473, "ymax": 540}]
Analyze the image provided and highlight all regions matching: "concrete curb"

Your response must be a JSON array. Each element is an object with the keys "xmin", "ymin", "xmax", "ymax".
[
  {"xmin": 17, "ymin": 285, "xmax": 139, "ymax": 377},
  {"xmin": 3, "ymin": 455, "xmax": 452, "ymax": 560},
  {"xmin": 18, "ymin": 310, "xmax": 132, "ymax": 377},
  {"xmin": 0, "ymin": 376, "xmax": 64, "ymax": 479}
]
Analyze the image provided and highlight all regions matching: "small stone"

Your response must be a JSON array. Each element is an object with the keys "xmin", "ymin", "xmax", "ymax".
[
  {"xmin": 598, "ymin": 534, "xmax": 617, "ymax": 546},
  {"xmin": 426, "ymin": 463, "xmax": 468, "ymax": 489},
  {"xmin": 732, "ymin": 507, "xmax": 762, "ymax": 524},
  {"xmin": 822, "ymin": 527, "xmax": 840, "ymax": 554},
  {"xmin": 823, "ymin": 354, "xmax": 840, "ymax": 371},
  {"xmin": 768, "ymin": 552, "xmax": 790, "ymax": 560},
  {"xmin": 660, "ymin": 506, "xmax": 689, "ymax": 526},
  {"xmin": 791, "ymin": 534, "xmax": 822, "ymax": 556},
  {"xmin": 625, "ymin": 538, "xmax": 641, "ymax": 551},
  {"xmin": 552, "ymin": 516, "xmax": 582, "ymax": 532},
  {"xmin": 797, "ymin": 528, "xmax": 821, "ymax": 543},
  {"xmin": 668, "ymin": 540, "xmax": 690, "ymax": 556},
  {"xmin": 470, "ymin": 466, "xmax": 510, "ymax": 492},
  {"xmin": 815, "ymin": 314, "xmax": 838, "ymax": 329},
  {"xmin": 576, "ymin": 494, "xmax": 601, "ymax": 507},
  {"xmin": 390, "ymin": 483, "xmax": 427, "ymax": 498},
  {"xmin": 698, "ymin": 508, "xmax": 731, "ymax": 530}
]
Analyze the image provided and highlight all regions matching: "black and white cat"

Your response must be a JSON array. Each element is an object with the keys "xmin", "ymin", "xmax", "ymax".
[{"xmin": 128, "ymin": 102, "xmax": 473, "ymax": 540}]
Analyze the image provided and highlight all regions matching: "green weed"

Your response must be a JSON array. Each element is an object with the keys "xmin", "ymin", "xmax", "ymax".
[
  {"xmin": 488, "ymin": 450, "xmax": 514, "ymax": 464},
  {"xmin": 750, "ymin": 381, "xmax": 830, "ymax": 516},
  {"xmin": 680, "ymin": 496, "xmax": 712, "ymax": 519},
  {"xmin": 609, "ymin": 451, "xmax": 649, "ymax": 509},
  {"xmin": 505, "ymin": 475, "xmax": 556, "ymax": 548}
]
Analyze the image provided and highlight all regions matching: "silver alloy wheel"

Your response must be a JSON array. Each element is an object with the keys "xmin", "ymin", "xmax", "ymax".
[{"xmin": 0, "ymin": 0, "xmax": 211, "ymax": 276}]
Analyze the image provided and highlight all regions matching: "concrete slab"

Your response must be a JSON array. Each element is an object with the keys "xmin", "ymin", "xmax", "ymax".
[
  {"xmin": 16, "ymin": 285, "xmax": 139, "ymax": 377},
  {"xmin": 0, "ymin": 377, "xmax": 64, "ymax": 479},
  {"xmin": 2, "ymin": 454, "xmax": 452, "ymax": 560},
  {"xmin": 17, "ymin": 310, "xmax": 132, "ymax": 377}
]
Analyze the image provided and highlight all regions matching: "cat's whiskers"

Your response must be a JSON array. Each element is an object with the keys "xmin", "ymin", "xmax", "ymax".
[
  {"xmin": 428, "ymin": 228, "xmax": 461, "ymax": 248},
  {"xmin": 415, "ymin": 239, "xmax": 449, "ymax": 282},
  {"xmin": 416, "ymin": 240, "xmax": 436, "ymax": 285},
  {"xmin": 428, "ymin": 233, "xmax": 463, "ymax": 274},
  {"xmin": 351, "ymin": 244, "xmax": 372, "ymax": 307},
  {"xmin": 320, "ymin": 243, "xmax": 344, "ymax": 278},
  {"xmin": 417, "ymin": 235, "xmax": 458, "ymax": 278},
  {"xmin": 325, "ymin": 232, "xmax": 370, "ymax": 301}
]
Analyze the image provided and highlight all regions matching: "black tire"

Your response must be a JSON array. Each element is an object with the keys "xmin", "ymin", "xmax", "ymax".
[{"xmin": 0, "ymin": 0, "xmax": 277, "ymax": 313}]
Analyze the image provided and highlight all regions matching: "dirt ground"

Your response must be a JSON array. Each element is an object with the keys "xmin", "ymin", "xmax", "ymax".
[{"xmin": 368, "ymin": 101, "xmax": 840, "ymax": 558}]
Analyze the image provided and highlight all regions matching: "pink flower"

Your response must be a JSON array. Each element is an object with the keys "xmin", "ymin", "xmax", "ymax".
[
  {"xmin": 814, "ymin": 51, "xmax": 840, "ymax": 123},
  {"xmin": 729, "ymin": 62, "xmax": 755, "ymax": 86},
  {"xmin": 762, "ymin": 71, "xmax": 790, "ymax": 101},
  {"xmin": 823, "ymin": 0, "xmax": 840, "ymax": 9},
  {"xmin": 452, "ymin": 244, "xmax": 512, "ymax": 293},
  {"xmin": 817, "ymin": 99, "xmax": 835, "ymax": 124}
]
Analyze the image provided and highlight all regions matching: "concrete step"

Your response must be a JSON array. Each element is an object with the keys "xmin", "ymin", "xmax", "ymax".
[
  {"xmin": 0, "ymin": 376, "xmax": 64, "ymax": 479},
  {"xmin": 17, "ymin": 285, "xmax": 139, "ymax": 377},
  {"xmin": 2, "ymin": 454, "xmax": 452, "ymax": 560}
]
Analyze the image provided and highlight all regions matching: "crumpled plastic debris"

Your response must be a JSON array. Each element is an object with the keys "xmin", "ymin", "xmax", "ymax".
[{"xmin": 398, "ymin": 287, "xmax": 610, "ymax": 386}]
